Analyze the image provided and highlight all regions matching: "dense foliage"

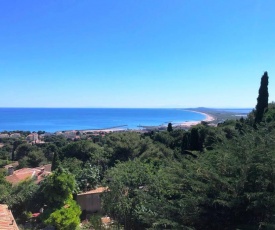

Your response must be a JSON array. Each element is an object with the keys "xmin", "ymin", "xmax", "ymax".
[
  {"xmin": 100, "ymin": 103, "xmax": 275, "ymax": 229},
  {"xmin": 39, "ymin": 168, "xmax": 81, "ymax": 229}
]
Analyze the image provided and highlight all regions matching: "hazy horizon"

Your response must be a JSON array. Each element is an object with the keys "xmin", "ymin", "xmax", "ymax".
[{"xmin": 0, "ymin": 107, "xmax": 253, "ymax": 109}]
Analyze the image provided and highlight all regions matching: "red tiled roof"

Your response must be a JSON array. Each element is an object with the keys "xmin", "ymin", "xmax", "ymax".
[
  {"xmin": 32, "ymin": 213, "xmax": 40, "ymax": 218},
  {"xmin": 77, "ymin": 187, "xmax": 108, "ymax": 196},
  {"xmin": 5, "ymin": 165, "xmax": 51, "ymax": 185},
  {"xmin": 38, "ymin": 164, "xmax": 52, "ymax": 172},
  {"xmin": 0, "ymin": 204, "xmax": 19, "ymax": 230}
]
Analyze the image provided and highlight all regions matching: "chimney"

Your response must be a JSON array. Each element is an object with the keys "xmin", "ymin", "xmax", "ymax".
[
  {"xmin": 31, "ymin": 171, "xmax": 37, "ymax": 180},
  {"xmin": 7, "ymin": 166, "xmax": 14, "ymax": 176},
  {"xmin": 38, "ymin": 168, "xmax": 44, "ymax": 175}
]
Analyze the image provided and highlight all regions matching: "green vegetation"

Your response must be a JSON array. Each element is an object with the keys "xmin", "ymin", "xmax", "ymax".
[
  {"xmin": 0, "ymin": 72, "xmax": 274, "ymax": 229},
  {"xmin": 41, "ymin": 169, "xmax": 81, "ymax": 230},
  {"xmin": 255, "ymin": 71, "xmax": 269, "ymax": 123},
  {"xmin": 167, "ymin": 122, "xmax": 173, "ymax": 132},
  {"xmin": 44, "ymin": 198, "xmax": 81, "ymax": 230}
]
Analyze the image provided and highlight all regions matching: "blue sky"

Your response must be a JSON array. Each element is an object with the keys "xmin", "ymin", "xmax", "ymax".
[{"xmin": 0, "ymin": 0, "xmax": 274, "ymax": 108}]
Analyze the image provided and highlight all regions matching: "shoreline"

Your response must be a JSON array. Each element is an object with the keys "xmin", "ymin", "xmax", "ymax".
[
  {"xmin": 76, "ymin": 111, "xmax": 216, "ymax": 133},
  {"xmin": 0, "ymin": 110, "xmax": 217, "ymax": 134},
  {"xmin": 177, "ymin": 110, "xmax": 216, "ymax": 128}
]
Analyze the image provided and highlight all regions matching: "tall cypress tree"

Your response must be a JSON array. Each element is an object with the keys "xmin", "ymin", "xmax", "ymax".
[
  {"xmin": 255, "ymin": 71, "xmax": 269, "ymax": 123},
  {"xmin": 167, "ymin": 123, "xmax": 173, "ymax": 132},
  {"xmin": 51, "ymin": 152, "xmax": 60, "ymax": 171}
]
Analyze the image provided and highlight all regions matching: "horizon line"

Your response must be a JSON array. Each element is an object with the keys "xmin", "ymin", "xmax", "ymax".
[{"xmin": 0, "ymin": 107, "xmax": 254, "ymax": 109}]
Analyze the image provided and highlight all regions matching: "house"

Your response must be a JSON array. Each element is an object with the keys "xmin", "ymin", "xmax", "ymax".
[
  {"xmin": 63, "ymin": 131, "xmax": 77, "ymax": 139},
  {"xmin": 55, "ymin": 131, "xmax": 77, "ymax": 139},
  {"xmin": 0, "ymin": 204, "xmax": 19, "ymax": 230},
  {"xmin": 0, "ymin": 133, "xmax": 9, "ymax": 138},
  {"xmin": 26, "ymin": 133, "xmax": 39, "ymax": 142},
  {"xmin": 77, "ymin": 187, "xmax": 108, "ymax": 214},
  {"xmin": 5, "ymin": 164, "xmax": 52, "ymax": 185},
  {"xmin": 39, "ymin": 132, "xmax": 54, "ymax": 139},
  {"xmin": 10, "ymin": 133, "xmax": 21, "ymax": 139}
]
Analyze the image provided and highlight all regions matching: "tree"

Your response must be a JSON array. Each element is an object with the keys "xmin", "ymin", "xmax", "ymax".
[
  {"xmin": 61, "ymin": 157, "xmax": 83, "ymax": 175},
  {"xmin": 167, "ymin": 123, "xmax": 173, "ymax": 132},
  {"xmin": 189, "ymin": 125, "xmax": 206, "ymax": 151},
  {"xmin": 0, "ymin": 171, "xmax": 12, "ymax": 204},
  {"xmin": 102, "ymin": 159, "xmax": 187, "ymax": 229},
  {"xmin": 51, "ymin": 152, "xmax": 60, "ymax": 171},
  {"xmin": 44, "ymin": 143, "xmax": 58, "ymax": 161},
  {"xmin": 75, "ymin": 163, "xmax": 100, "ymax": 192},
  {"xmin": 44, "ymin": 198, "xmax": 81, "ymax": 230},
  {"xmin": 61, "ymin": 158, "xmax": 100, "ymax": 192},
  {"xmin": 255, "ymin": 71, "xmax": 269, "ymax": 123},
  {"xmin": 104, "ymin": 132, "xmax": 148, "ymax": 166},
  {"xmin": 60, "ymin": 140, "xmax": 100, "ymax": 162},
  {"xmin": 15, "ymin": 143, "xmax": 34, "ymax": 160},
  {"xmin": 19, "ymin": 150, "xmax": 47, "ymax": 168},
  {"xmin": 39, "ymin": 168, "xmax": 76, "ymax": 208},
  {"xmin": 6, "ymin": 179, "xmax": 39, "ymax": 221},
  {"xmin": 103, "ymin": 160, "xmax": 155, "ymax": 229},
  {"xmin": 12, "ymin": 140, "xmax": 25, "ymax": 161},
  {"xmin": 39, "ymin": 168, "xmax": 81, "ymax": 229}
]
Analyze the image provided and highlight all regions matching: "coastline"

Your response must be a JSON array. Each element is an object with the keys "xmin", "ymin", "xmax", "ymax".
[
  {"xmin": 178, "ymin": 110, "xmax": 216, "ymax": 128},
  {"xmin": 78, "ymin": 111, "xmax": 216, "ymax": 133},
  {"xmin": 0, "ymin": 108, "xmax": 212, "ymax": 133},
  {"xmin": 0, "ymin": 109, "xmax": 220, "ymax": 134}
]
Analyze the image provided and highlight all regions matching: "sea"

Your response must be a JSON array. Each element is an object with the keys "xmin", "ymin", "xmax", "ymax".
[
  {"xmin": 0, "ymin": 108, "xmax": 252, "ymax": 133},
  {"xmin": 0, "ymin": 108, "xmax": 204, "ymax": 132}
]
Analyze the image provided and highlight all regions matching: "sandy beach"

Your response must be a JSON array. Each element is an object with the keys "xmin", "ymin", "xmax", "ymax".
[
  {"xmin": 64, "ymin": 111, "xmax": 216, "ymax": 134},
  {"xmin": 179, "ymin": 111, "xmax": 216, "ymax": 128},
  {"xmin": 81, "ymin": 111, "xmax": 216, "ymax": 133}
]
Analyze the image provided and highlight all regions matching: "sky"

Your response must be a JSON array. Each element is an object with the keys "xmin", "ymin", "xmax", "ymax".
[{"xmin": 0, "ymin": 0, "xmax": 274, "ymax": 108}]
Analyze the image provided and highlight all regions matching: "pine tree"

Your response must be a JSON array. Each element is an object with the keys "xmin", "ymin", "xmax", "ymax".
[{"xmin": 255, "ymin": 71, "xmax": 269, "ymax": 123}]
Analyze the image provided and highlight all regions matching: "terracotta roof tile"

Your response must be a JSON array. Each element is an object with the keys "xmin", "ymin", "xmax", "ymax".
[
  {"xmin": 5, "ymin": 166, "xmax": 51, "ymax": 185},
  {"xmin": 39, "ymin": 164, "xmax": 52, "ymax": 172},
  {"xmin": 77, "ymin": 187, "xmax": 108, "ymax": 196},
  {"xmin": 0, "ymin": 204, "xmax": 19, "ymax": 230}
]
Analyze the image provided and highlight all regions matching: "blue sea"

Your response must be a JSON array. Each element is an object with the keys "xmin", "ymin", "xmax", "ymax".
[{"xmin": 0, "ymin": 108, "xmax": 209, "ymax": 132}]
